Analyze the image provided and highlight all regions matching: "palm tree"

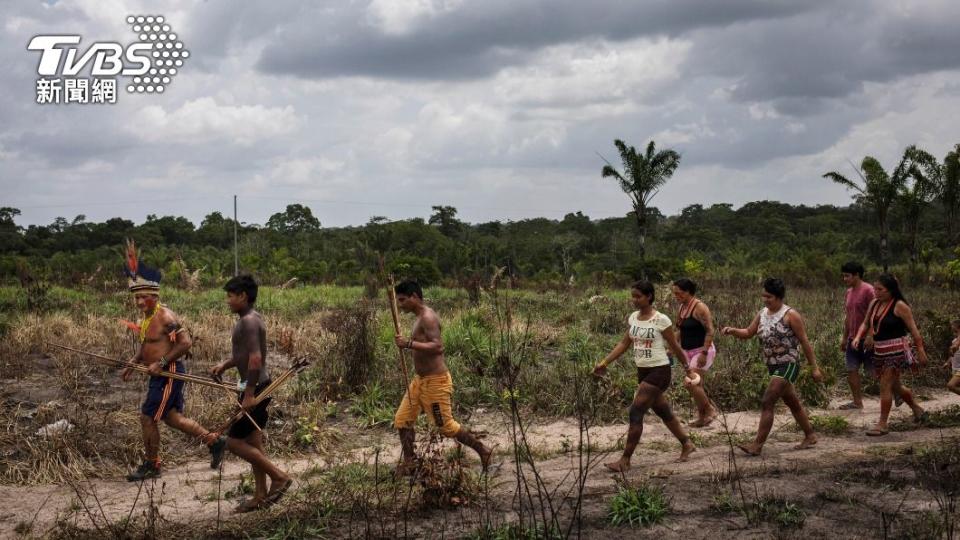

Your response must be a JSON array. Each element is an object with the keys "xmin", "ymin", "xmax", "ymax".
[
  {"xmin": 897, "ymin": 147, "xmax": 939, "ymax": 265},
  {"xmin": 823, "ymin": 146, "xmax": 922, "ymax": 271},
  {"xmin": 600, "ymin": 139, "xmax": 681, "ymax": 264},
  {"xmin": 940, "ymin": 144, "xmax": 960, "ymax": 242}
]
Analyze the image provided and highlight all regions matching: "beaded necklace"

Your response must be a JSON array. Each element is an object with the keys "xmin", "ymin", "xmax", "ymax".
[
  {"xmin": 870, "ymin": 299, "xmax": 895, "ymax": 336},
  {"xmin": 139, "ymin": 304, "xmax": 159, "ymax": 344}
]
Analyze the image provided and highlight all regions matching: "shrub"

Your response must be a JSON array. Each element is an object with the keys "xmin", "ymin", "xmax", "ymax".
[{"xmin": 608, "ymin": 481, "xmax": 669, "ymax": 527}]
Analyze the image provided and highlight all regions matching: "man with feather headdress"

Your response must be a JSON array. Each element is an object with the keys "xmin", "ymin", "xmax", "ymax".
[{"xmin": 122, "ymin": 240, "xmax": 226, "ymax": 481}]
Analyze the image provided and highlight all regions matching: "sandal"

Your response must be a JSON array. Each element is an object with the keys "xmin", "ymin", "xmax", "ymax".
[
  {"xmin": 838, "ymin": 402, "xmax": 862, "ymax": 410},
  {"xmin": 865, "ymin": 428, "xmax": 889, "ymax": 436},
  {"xmin": 233, "ymin": 497, "xmax": 265, "ymax": 514},
  {"xmin": 264, "ymin": 478, "xmax": 293, "ymax": 506},
  {"xmin": 913, "ymin": 411, "xmax": 929, "ymax": 424}
]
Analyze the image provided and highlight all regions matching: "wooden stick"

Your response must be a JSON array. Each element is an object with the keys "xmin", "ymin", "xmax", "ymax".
[
  {"xmin": 59, "ymin": 343, "xmax": 261, "ymax": 432},
  {"xmin": 386, "ymin": 274, "xmax": 414, "ymax": 406},
  {"xmin": 49, "ymin": 343, "xmax": 237, "ymax": 392},
  {"xmin": 50, "ymin": 342, "xmax": 263, "ymax": 433},
  {"xmin": 213, "ymin": 364, "xmax": 297, "ymax": 434},
  {"xmin": 211, "ymin": 357, "xmax": 310, "ymax": 436}
]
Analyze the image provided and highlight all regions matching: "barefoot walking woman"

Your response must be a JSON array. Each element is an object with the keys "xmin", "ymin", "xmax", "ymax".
[
  {"xmin": 721, "ymin": 278, "xmax": 823, "ymax": 456},
  {"xmin": 851, "ymin": 274, "xmax": 928, "ymax": 436},
  {"xmin": 593, "ymin": 281, "xmax": 696, "ymax": 472},
  {"xmin": 671, "ymin": 278, "xmax": 719, "ymax": 426}
]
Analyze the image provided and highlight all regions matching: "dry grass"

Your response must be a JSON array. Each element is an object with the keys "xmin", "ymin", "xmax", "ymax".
[{"xmin": 1, "ymin": 283, "xmax": 957, "ymax": 490}]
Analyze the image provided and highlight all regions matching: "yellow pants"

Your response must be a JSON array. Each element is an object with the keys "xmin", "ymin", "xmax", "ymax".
[{"xmin": 393, "ymin": 372, "xmax": 461, "ymax": 437}]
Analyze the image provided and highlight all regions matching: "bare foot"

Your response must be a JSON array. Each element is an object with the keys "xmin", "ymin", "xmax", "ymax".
[
  {"xmin": 737, "ymin": 442, "xmax": 762, "ymax": 456},
  {"xmin": 794, "ymin": 435, "xmax": 817, "ymax": 450},
  {"xmin": 677, "ymin": 440, "xmax": 696, "ymax": 462},
  {"xmin": 701, "ymin": 411, "xmax": 718, "ymax": 426},
  {"xmin": 689, "ymin": 418, "xmax": 707, "ymax": 428},
  {"xmin": 604, "ymin": 458, "xmax": 631, "ymax": 472}
]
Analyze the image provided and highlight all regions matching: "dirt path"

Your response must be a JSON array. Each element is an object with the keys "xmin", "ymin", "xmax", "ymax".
[{"xmin": 3, "ymin": 392, "xmax": 958, "ymax": 538}]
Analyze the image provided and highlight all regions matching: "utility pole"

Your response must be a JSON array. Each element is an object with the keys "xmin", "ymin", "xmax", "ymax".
[{"xmin": 233, "ymin": 195, "xmax": 238, "ymax": 276}]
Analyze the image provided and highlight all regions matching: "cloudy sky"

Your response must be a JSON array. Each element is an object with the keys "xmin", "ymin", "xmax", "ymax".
[{"xmin": 3, "ymin": 0, "xmax": 959, "ymax": 228}]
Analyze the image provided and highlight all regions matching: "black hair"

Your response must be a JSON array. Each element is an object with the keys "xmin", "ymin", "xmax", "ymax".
[
  {"xmin": 951, "ymin": 319, "xmax": 960, "ymax": 328},
  {"xmin": 762, "ymin": 277, "xmax": 786, "ymax": 299},
  {"xmin": 841, "ymin": 261, "xmax": 866, "ymax": 278},
  {"xmin": 395, "ymin": 280, "xmax": 423, "ymax": 299},
  {"xmin": 876, "ymin": 273, "xmax": 907, "ymax": 304},
  {"xmin": 223, "ymin": 274, "xmax": 258, "ymax": 305},
  {"xmin": 631, "ymin": 280, "xmax": 656, "ymax": 303},
  {"xmin": 672, "ymin": 277, "xmax": 698, "ymax": 295}
]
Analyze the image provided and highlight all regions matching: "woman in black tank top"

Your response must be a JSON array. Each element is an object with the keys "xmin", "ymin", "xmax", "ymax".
[
  {"xmin": 678, "ymin": 312, "xmax": 708, "ymax": 350},
  {"xmin": 872, "ymin": 303, "xmax": 908, "ymax": 341},
  {"xmin": 851, "ymin": 274, "xmax": 928, "ymax": 435},
  {"xmin": 672, "ymin": 278, "xmax": 718, "ymax": 427}
]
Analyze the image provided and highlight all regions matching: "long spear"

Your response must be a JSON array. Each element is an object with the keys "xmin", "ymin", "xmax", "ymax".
[
  {"xmin": 49, "ymin": 343, "xmax": 237, "ymax": 392},
  {"xmin": 386, "ymin": 274, "xmax": 414, "ymax": 407},
  {"xmin": 49, "ymin": 342, "xmax": 264, "ymax": 433}
]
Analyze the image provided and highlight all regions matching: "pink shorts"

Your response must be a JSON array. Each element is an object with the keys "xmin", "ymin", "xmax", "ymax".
[{"xmin": 683, "ymin": 344, "xmax": 716, "ymax": 371}]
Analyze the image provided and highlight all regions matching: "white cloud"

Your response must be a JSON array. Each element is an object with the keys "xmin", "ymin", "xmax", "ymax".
[
  {"xmin": 131, "ymin": 162, "xmax": 205, "ymax": 189},
  {"xmin": 129, "ymin": 97, "xmax": 299, "ymax": 146},
  {"xmin": 365, "ymin": 0, "xmax": 466, "ymax": 35},
  {"xmin": 249, "ymin": 156, "xmax": 346, "ymax": 190},
  {"xmin": 748, "ymin": 103, "xmax": 780, "ymax": 120},
  {"xmin": 493, "ymin": 38, "xmax": 690, "ymax": 115},
  {"xmin": 821, "ymin": 71, "xmax": 960, "ymax": 168},
  {"xmin": 654, "ymin": 120, "xmax": 716, "ymax": 146}
]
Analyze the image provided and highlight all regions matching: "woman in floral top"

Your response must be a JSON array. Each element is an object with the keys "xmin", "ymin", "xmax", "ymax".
[{"xmin": 722, "ymin": 278, "xmax": 823, "ymax": 456}]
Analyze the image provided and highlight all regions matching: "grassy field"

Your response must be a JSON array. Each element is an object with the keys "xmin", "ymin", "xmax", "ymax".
[
  {"xmin": 1, "ymin": 281, "xmax": 958, "ymax": 537},
  {"xmin": 2, "ymin": 281, "xmax": 957, "ymax": 477}
]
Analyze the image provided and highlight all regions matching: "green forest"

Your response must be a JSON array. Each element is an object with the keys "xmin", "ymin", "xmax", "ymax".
[
  {"xmin": 1, "ymin": 199, "xmax": 956, "ymax": 288},
  {"xmin": 3, "ymin": 142, "xmax": 958, "ymax": 288}
]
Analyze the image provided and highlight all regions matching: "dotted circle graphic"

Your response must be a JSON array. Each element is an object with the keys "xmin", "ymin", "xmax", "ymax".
[{"xmin": 125, "ymin": 15, "xmax": 188, "ymax": 94}]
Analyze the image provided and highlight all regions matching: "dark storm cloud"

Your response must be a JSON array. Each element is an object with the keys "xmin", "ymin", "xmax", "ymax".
[
  {"xmin": 684, "ymin": 0, "xmax": 960, "ymax": 113},
  {"xmin": 3, "ymin": 0, "xmax": 959, "ymax": 228},
  {"xmin": 254, "ymin": 0, "xmax": 821, "ymax": 80}
]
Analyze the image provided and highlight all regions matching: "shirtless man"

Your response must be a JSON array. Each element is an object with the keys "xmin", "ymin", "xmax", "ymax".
[
  {"xmin": 392, "ymin": 280, "xmax": 492, "ymax": 474},
  {"xmin": 122, "ymin": 241, "xmax": 226, "ymax": 481},
  {"xmin": 209, "ymin": 274, "xmax": 291, "ymax": 512}
]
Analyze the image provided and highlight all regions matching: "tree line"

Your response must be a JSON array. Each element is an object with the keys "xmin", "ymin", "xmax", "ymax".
[{"xmin": 1, "ymin": 140, "xmax": 957, "ymax": 288}]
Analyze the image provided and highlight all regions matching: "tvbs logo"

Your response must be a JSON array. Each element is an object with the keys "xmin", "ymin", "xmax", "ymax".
[
  {"xmin": 28, "ymin": 36, "xmax": 152, "ymax": 76},
  {"xmin": 27, "ymin": 15, "xmax": 189, "ymax": 105}
]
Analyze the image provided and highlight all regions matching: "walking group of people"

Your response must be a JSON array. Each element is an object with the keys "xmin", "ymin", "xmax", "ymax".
[
  {"xmin": 595, "ymin": 261, "xmax": 960, "ymax": 471},
  {"xmin": 116, "ymin": 241, "xmax": 491, "ymax": 513},
  {"xmin": 114, "ymin": 241, "xmax": 960, "ymax": 512}
]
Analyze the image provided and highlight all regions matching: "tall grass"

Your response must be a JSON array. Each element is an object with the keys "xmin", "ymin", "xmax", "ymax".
[{"xmin": 1, "ymin": 282, "xmax": 958, "ymax": 485}]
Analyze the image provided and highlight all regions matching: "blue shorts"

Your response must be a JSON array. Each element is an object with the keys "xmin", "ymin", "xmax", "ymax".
[
  {"xmin": 141, "ymin": 361, "xmax": 185, "ymax": 421},
  {"xmin": 845, "ymin": 339, "xmax": 874, "ymax": 373}
]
